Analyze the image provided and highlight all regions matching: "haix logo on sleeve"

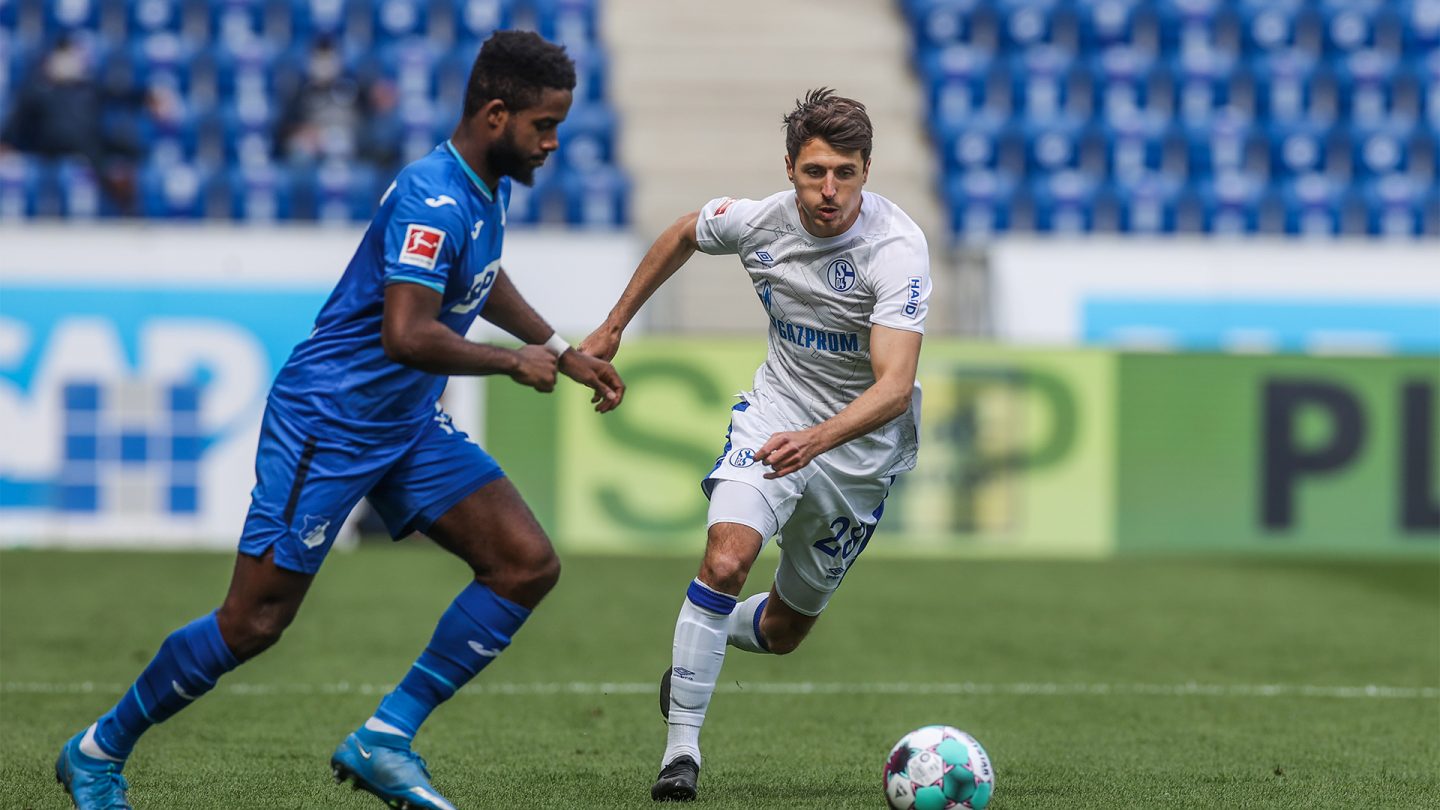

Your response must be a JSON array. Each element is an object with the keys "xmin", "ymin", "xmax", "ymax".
[
  {"xmin": 399, "ymin": 224, "xmax": 445, "ymax": 270},
  {"xmin": 904, "ymin": 276, "xmax": 923, "ymax": 317}
]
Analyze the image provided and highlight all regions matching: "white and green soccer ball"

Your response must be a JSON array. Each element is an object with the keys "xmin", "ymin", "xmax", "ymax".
[{"xmin": 882, "ymin": 725, "xmax": 994, "ymax": 810}]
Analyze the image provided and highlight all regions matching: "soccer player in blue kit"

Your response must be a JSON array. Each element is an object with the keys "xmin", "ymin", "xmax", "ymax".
[{"xmin": 54, "ymin": 31, "xmax": 623, "ymax": 810}]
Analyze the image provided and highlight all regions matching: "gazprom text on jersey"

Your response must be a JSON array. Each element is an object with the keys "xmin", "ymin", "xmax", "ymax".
[{"xmin": 769, "ymin": 315, "xmax": 860, "ymax": 353}]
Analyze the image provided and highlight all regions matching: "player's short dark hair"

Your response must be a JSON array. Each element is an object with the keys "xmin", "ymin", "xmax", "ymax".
[
  {"xmin": 783, "ymin": 88, "xmax": 873, "ymax": 164},
  {"xmin": 462, "ymin": 30, "xmax": 576, "ymax": 119}
]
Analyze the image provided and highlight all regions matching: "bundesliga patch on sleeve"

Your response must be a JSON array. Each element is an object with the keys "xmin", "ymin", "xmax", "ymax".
[
  {"xmin": 399, "ymin": 224, "xmax": 445, "ymax": 270},
  {"xmin": 711, "ymin": 197, "xmax": 736, "ymax": 217}
]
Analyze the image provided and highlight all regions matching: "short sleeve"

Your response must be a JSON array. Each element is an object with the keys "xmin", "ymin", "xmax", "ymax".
[
  {"xmin": 694, "ymin": 196, "xmax": 758, "ymax": 256},
  {"xmin": 382, "ymin": 185, "xmax": 467, "ymax": 294},
  {"xmin": 868, "ymin": 233, "xmax": 931, "ymax": 334}
]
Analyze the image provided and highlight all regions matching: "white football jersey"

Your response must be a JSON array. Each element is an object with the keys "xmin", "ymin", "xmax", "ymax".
[{"xmin": 694, "ymin": 190, "xmax": 931, "ymax": 477}]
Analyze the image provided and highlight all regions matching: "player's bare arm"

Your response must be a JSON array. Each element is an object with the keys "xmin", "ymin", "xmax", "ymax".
[
  {"xmin": 755, "ymin": 325, "xmax": 922, "ymax": 479},
  {"xmin": 580, "ymin": 210, "xmax": 701, "ymax": 361},
  {"xmin": 381, "ymin": 281, "xmax": 557, "ymax": 391},
  {"xmin": 480, "ymin": 267, "xmax": 625, "ymax": 411}
]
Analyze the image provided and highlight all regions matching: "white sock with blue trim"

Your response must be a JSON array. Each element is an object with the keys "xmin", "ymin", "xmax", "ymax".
[
  {"xmin": 663, "ymin": 579, "xmax": 737, "ymax": 769},
  {"xmin": 727, "ymin": 593, "xmax": 771, "ymax": 654}
]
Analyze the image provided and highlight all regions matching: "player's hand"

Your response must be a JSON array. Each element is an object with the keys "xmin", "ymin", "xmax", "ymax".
[
  {"xmin": 578, "ymin": 323, "xmax": 622, "ymax": 362},
  {"xmin": 509, "ymin": 345, "xmax": 558, "ymax": 393},
  {"xmin": 558, "ymin": 349, "xmax": 625, "ymax": 412},
  {"xmin": 754, "ymin": 428, "xmax": 827, "ymax": 479}
]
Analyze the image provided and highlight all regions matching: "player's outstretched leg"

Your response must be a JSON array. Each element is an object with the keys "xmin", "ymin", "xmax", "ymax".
[
  {"xmin": 57, "ymin": 551, "xmax": 306, "ymax": 810},
  {"xmin": 333, "ymin": 479, "xmax": 555, "ymax": 810}
]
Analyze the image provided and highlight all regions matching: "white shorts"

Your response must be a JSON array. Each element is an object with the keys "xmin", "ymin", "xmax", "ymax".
[{"xmin": 703, "ymin": 401, "xmax": 893, "ymax": 617}]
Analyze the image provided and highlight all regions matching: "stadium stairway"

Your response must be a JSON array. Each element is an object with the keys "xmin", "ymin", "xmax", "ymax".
[{"xmin": 601, "ymin": 0, "xmax": 953, "ymax": 334}]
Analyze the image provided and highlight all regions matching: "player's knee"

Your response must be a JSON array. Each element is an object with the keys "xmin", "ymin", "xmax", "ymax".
[
  {"xmin": 698, "ymin": 552, "xmax": 751, "ymax": 594},
  {"xmin": 217, "ymin": 605, "xmax": 294, "ymax": 660},
  {"xmin": 486, "ymin": 547, "xmax": 560, "ymax": 609}
]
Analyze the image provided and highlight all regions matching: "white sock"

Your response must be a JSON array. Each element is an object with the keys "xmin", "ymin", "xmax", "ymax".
[
  {"xmin": 364, "ymin": 716, "xmax": 411, "ymax": 738},
  {"xmin": 663, "ymin": 579, "xmax": 737, "ymax": 768},
  {"xmin": 79, "ymin": 723, "xmax": 123, "ymax": 763},
  {"xmin": 727, "ymin": 593, "xmax": 772, "ymax": 654}
]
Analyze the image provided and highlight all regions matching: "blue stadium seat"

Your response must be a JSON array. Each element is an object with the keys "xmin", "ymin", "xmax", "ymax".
[
  {"xmin": 1237, "ymin": 0, "xmax": 1315, "ymax": 54},
  {"xmin": 1029, "ymin": 170, "xmax": 1101, "ymax": 233},
  {"xmin": 1267, "ymin": 118, "xmax": 1340, "ymax": 179},
  {"xmin": 1319, "ymin": 0, "xmax": 1392, "ymax": 56},
  {"xmin": 905, "ymin": 0, "xmax": 994, "ymax": 50},
  {"xmin": 291, "ymin": 159, "xmax": 379, "ymax": 221},
  {"xmin": 372, "ymin": 0, "xmax": 428, "ymax": 44},
  {"xmin": 126, "ymin": 0, "xmax": 185, "ymax": 36},
  {"xmin": 225, "ymin": 161, "xmax": 293, "ymax": 221},
  {"xmin": 1169, "ymin": 46, "xmax": 1238, "ymax": 125},
  {"xmin": 1362, "ymin": 174, "xmax": 1428, "ymax": 237},
  {"xmin": 1012, "ymin": 45, "xmax": 1084, "ymax": 120},
  {"xmin": 560, "ymin": 165, "xmax": 627, "ymax": 227},
  {"xmin": 1401, "ymin": 0, "xmax": 1440, "ymax": 54},
  {"xmin": 1017, "ymin": 114, "xmax": 1088, "ymax": 174},
  {"xmin": 1089, "ymin": 45, "xmax": 1159, "ymax": 121},
  {"xmin": 42, "ymin": 0, "xmax": 101, "ymax": 35},
  {"xmin": 995, "ymin": 0, "xmax": 1076, "ymax": 52},
  {"xmin": 1348, "ymin": 118, "xmax": 1416, "ymax": 179},
  {"xmin": 944, "ymin": 169, "xmax": 1016, "ymax": 239},
  {"xmin": 922, "ymin": 44, "xmax": 998, "ymax": 124},
  {"xmin": 1278, "ymin": 172, "xmax": 1345, "ymax": 236},
  {"xmin": 531, "ymin": 0, "xmax": 597, "ymax": 54},
  {"xmin": 1154, "ymin": 0, "xmax": 1232, "ymax": 55},
  {"xmin": 138, "ymin": 160, "xmax": 213, "ymax": 218},
  {"xmin": 1074, "ymin": 0, "xmax": 1154, "ymax": 52},
  {"xmin": 935, "ymin": 109, "xmax": 1008, "ymax": 173},
  {"xmin": 1333, "ymin": 49, "xmax": 1403, "ymax": 125},
  {"xmin": 450, "ymin": 0, "xmax": 513, "ymax": 47},
  {"xmin": 1096, "ymin": 107, "xmax": 1170, "ymax": 180},
  {"xmin": 0, "ymin": 153, "xmax": 39, "ymax": 218},
  {"xmin": 557, "ymin": 103, "xmax": 615, "ymax": 172},
  {"xmin": 1107, "ymin": 171, "xmax": 1182, "ymax": 233},
  {"xmin": 1247, "ymin": 48, "xmax": 1325, "ymax": 123},
  {"xmin": 1195, "ymin": 170, "xmax": 1265, "ymax": 234}
]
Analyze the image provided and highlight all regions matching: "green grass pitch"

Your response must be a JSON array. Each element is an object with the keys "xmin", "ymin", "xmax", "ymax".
[{"xmin": 2, "ymin": 546, "xmax": 1437, "ymax": 809}]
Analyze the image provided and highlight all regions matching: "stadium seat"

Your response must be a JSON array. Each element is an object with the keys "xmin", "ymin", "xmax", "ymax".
[
  {"xmin": 1401, "ymin": 0, "xmax": 1440, "ymax": 53},
  {"xmin": 1348, "ymin": 118, "xmax": 1417, "ymax": 179},
  {"xmin": 995, "ymin": 0, "xmax": 1076, "ymax": 53},
  {"xmin": 1029, "ymin": 169, "xmax": 1101, "ymax": 233},
  {"xmin": 557, "ymin": 103, "xmax": 615, "ymax": 172},
  {"xmin": 450, "ymin": 0, "xmax": 513, "ymax": 47},
  {"xmin": 905, "ymin": 0, "xmax": 995, "ymax": 51},
  {"xmin": 1278, "ymin": 172, "xmax": 1346, "ymax": 236},
  {"xmin": 1333, "ymin": 49, "xmax": 1403, "ymax": 124},
  {"xmin": 371, "ymin": 0, "xmax": 428, "ymax": 44},
  {"xmin": 1362, "ymin": 173, "xmax": 1428, "ymax": 237},
  {"xmin": 1012, "ymin": 45, "xmax": 1084, "ymax": 121},
  {"xmin": 1236, "ymin": 0, "xmax": 1316, "ymax": 54},
  {"xmin": 935, "ymin": 109, "xmax": 1008, "ymax": 173},
  {"xmin": 560, "ymin": 165, "xmax": 627, "ymax": 228},
  {"xmin": 290, "ymin": 159, "xmax": 379, "ymax": 221},
  {"xmin": 126, "ymin": 0, "xmax": 185, "ymax": 37},
  {"xmin": 923, "ymin": 45, "xmax": 998, "ymax": 124},
  {"xmin": 1195, "ymin": 170, "xmax": 1265, "ymax": 234},
  {"xmin": 1107, "ymin": 171, "xmax": 1183, "ymax": 233},
  {"xmin": 944, "ymin": 169, "xmax": 1016, "ymax": 239},
  {"xmin": 1096, "ymin": 107, "xmax": 1171, "ymax": 180},
  {"xmin": 1169, "ymin": 46, "xmax": 1238, "ymax": 126},
  {"xmin": 1074, "ymin": 0, "xmax": 1155, "ymax": 52},
  {"xmin": 1089, "ymin": 45, "xmax": 1160, "ymax": 121},
  {"xmin": 224, "ymin": 161, "xmax": 294, "ymax": 221},
  {"xmin": 138, "ymin": 159, "xmax": 213, "ymax": 218},
  {"xmin": 531, "ymin": 0, "xmax": 598, "ymax": 54}
]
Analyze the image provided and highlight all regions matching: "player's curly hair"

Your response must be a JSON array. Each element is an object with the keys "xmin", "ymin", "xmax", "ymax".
[
  {"xmin": 783, "ymin": 88, "xmax": 873, "ymax": 164},
  {"xmin": 463, "ymin": 30, "xmax": 576, "ymax": 119}
]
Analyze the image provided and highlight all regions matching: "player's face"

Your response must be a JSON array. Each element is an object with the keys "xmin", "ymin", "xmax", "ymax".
[
  {"xmin": 785, "ymin": 138, "xmax": 869, "ymax": 238},
  {"xmin": 489, "ymin": 87, "xmax": 572, "ymax": 186}
]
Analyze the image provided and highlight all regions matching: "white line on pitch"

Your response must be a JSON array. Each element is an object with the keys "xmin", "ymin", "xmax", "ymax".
[{"xmin": 3, "ymin": 681, "xmax": 1436, "ymax": 700}]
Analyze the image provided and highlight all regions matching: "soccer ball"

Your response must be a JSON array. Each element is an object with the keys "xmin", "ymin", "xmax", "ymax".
[{"xmin": 882, "ymin": 725, "xmax": 994, "ymax": 810}]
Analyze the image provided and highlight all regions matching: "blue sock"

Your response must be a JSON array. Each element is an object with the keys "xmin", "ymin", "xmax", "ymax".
[
  {"xmin": 92, "ymin": 611, "xmax": 239, "ymax": 760},
  {"xmin": 374, "ymin": 582, "xmax": 531, "ymax": 738}
]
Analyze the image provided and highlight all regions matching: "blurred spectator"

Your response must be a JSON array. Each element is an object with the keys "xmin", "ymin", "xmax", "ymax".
[
  {"xmin": 274, "ymin": 38, "xmax": 401, "ymax": 173},
  {"xmin": 0, "ymin": 36, "xmax": 144, "ymax": 214}
]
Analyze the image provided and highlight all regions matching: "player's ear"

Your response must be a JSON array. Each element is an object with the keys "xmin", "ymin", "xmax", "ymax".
[
  {"xmin": 480, "ymin": 98, "xmax": 509, "ymax": 131},
  {"xmin": 784, "ymin": 154, "xmax": 795, "ymax": 183},
  {"xmin": 862, "ymin": 158, "xmax": 871, "ymax": 184}
]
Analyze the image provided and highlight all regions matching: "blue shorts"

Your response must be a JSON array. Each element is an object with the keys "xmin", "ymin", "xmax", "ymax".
[{"xmin": 238, "ymin": 401, "xmax": 505, "ymax": 574}]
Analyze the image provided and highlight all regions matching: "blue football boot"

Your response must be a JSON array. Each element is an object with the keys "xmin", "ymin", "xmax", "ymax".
[
  {"xmin": 331, "ymin": 728, "xmax": 458, "ymax": 810},
  {"xmin": 55, "ymin": 729, "xmax": 132, "ymax": 810}
]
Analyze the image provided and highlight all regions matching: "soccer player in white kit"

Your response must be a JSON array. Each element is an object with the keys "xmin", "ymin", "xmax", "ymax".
[{"xmin": 580, "ymin": 89, "xmax": 931, "ymax": 802}]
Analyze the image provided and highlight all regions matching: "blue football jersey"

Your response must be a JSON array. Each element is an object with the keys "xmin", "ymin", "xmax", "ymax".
[{"xmin": 270, "ymin": 142, "xmax": 509, "ymax": 437}]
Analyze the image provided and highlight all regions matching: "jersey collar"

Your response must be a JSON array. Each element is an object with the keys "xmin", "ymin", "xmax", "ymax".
[{"xmin": 445, "ymin": 140, "xmax": 494, "ymax": 202}]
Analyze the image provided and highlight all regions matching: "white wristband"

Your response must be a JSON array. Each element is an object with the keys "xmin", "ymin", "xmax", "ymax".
[{"xmin": 543, "ymin": 333, "xmax": 571, "ymax": 357}]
